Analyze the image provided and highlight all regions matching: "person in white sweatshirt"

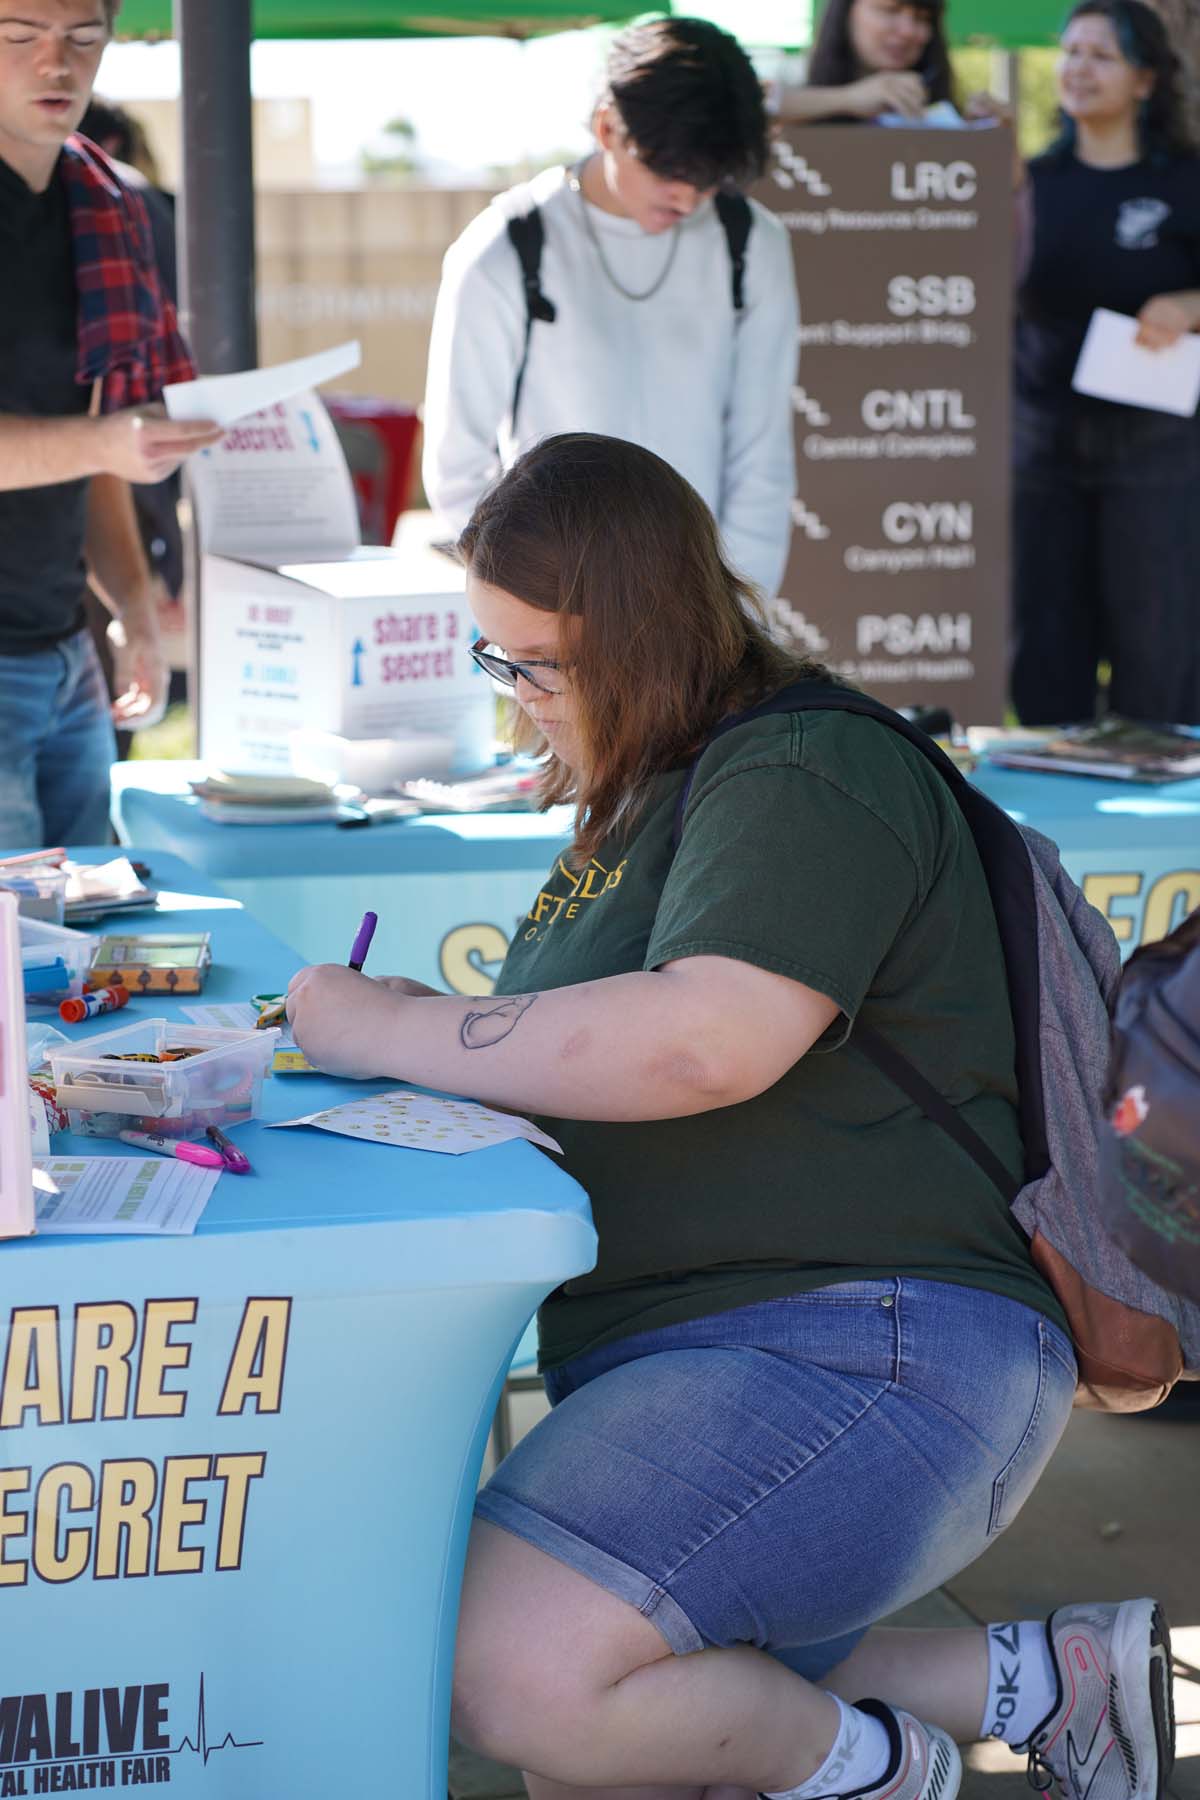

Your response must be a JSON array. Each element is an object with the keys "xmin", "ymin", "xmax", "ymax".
[{"xmin": 422, "ymin": 15, "xmax": 799, "ymax": 601}]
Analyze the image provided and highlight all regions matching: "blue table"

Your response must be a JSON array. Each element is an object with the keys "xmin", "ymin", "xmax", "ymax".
[
  {"xmin": 111, "ymin": 760, "xmax": 574, "ymax": 992},
  {"xmin": 112, "ymin": 756, "xmax": 1200, "ymax": 979},
  {"xmin": 4, "ymin": 849, "xmax": 596, "ymax": 1800},
  {"xmin": 970, "ymin": 762, "xmax": 1200, "ymax": 952}
]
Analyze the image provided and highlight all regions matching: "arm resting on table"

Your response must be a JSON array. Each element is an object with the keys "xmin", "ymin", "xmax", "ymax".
[{"xmin": 286, "ymin": 955, "xmax": 840, "ymax": 1123}]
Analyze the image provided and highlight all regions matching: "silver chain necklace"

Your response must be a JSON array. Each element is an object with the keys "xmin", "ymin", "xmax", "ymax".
[{"xmin": 568, "ymin": 160, "xmax": 681, "ymax": 303}]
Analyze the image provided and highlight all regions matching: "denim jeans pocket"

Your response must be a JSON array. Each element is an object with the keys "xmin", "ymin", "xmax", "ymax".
[{"xmin": 987, "ymin": 1318, "xmax": 1077, "ymax": 1538}]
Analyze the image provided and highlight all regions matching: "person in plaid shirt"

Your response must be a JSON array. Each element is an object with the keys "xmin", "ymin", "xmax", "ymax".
[{"xmin": 0, "ymin": 0, "xmax": 221, "ymax": 849}]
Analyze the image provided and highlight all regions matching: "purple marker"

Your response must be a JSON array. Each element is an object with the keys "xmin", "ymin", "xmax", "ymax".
[{"xmin": 348, "ymin": 910, "xmax": 378, "ymax": 972}]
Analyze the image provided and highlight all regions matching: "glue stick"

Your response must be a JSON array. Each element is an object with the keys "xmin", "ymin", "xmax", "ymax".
[{"xmin": 59, "ymin": 984, "xmax": 130, "ymax": 1024}]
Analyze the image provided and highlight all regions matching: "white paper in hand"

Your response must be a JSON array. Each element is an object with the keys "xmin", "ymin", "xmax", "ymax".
[
  {"xmin": 1072, "ymin": 308, "xmax": 1200, "ymax": 417},
  {"xmin": 164, "ymin": 341, "xmax": 362, "ymax": 428}
]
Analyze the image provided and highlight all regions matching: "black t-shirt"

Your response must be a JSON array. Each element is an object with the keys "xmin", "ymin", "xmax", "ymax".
[
  {"xmin": 0, "ymin": 151, "xmax": 91, "ymax": 652},
  {"xmin": 1016, "ymin": 150, "xmax": 1200, "ymax": 409}
]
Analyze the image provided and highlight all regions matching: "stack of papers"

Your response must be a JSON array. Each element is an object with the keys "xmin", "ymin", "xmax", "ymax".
[
  {"xmin": 189, "ymin": 770, "xmax": 369, "ymax": 826},
  {"xmin": 988, "ymin": 717, "xmax": 1200, "ymax": 782},
  {"xmin": 400, "ymin": 767, "xmax": 541, "ymax": 813},
  {"xmin": 64, "ymin": 856, "xmax": 154, "ymax": 923}
]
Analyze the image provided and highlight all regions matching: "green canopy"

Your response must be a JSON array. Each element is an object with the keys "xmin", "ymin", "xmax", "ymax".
[
  {"xmin": 115, "ymin": 0, "xmax": 636, "ymax": 38},
  {"xmin": 117, "ymin": 0, "xmax": 1068, "ymax": 48},
  {"xmin": 671, "ymin": 0, "xmax": 1067, "ymax": 51},
  {"xmin": 945, "ymin": 0, "xmax": 1066, "ymax": 46}
]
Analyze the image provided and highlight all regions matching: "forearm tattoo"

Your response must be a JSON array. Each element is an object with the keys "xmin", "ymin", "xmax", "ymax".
[{"xmin": 460, "ymin": 993, "xmax": 538, "ymax": 1050}]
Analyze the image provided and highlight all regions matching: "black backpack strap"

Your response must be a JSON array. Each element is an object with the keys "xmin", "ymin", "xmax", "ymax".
[
  {"xmin": 714, "ymin": 190, "xmax": 753, "ymax": 312},
  {"xmin": 852, "ymin": 1020, "xmax": 1021, "ymax": 1202},
  {"xmin": 670, "ymin": 678, "xmax": 1047, "ymax": 1192},
  {"xmin": 504, "ymin": 203, "xmax": 556, "ymax": 429}
]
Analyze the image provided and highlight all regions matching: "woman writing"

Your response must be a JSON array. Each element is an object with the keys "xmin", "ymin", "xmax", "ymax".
[
  {"xmin": 1011, "ymin": 0, "xmax": 1200, "ymax": 725},
  {"xmin": 779, "ymin": 0, "xmax": 954, "ymax": 124},
  {"xmin": 288, "ymin": 433, "xmax": 1172, "ymax": 1800}
]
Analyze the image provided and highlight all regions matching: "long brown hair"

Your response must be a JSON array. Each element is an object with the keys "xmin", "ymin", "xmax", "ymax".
[
  {"xmin": 807, "ymin": 0, "xmax": 955, "ymax": 107},
  {"xmin": 458, "ymin": 433, "xmax": 826, "ymax": 865}
]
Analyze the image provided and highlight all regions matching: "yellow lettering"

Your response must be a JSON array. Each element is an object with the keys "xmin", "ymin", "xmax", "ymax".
[
  {"xmin": 155, "ymin": 1456, "xmax": 211, "ymax": 1575},
  {"xmin": 94, "ymin": 1459, "xmax": 157, "ymax": 1579},
  {"xmin": 565, "ymin": 903, "xmax": 579, "ymax": 918},
  {"xmin": 218, "ymin": 1298, "xmax": 292, "ymax": 1415},
  {"xmin": 1, "ymin": 1307, "xmax": 63, "ymax": 1428},
  {"xmin": 1142, "ymin": 871, "xmax": 1200, "ymax": 946},
  {"xmin": 212, "ymin": 1453, "xmax": 267, "ymax": 1569},
  {"xmin": 602, "ymin": 860, "xmax": 627, "ymax": 893},
  {"xmin": 133, "ymin": 1300, "xmax": 196, "ymax": 1419},
  {"xmin": 71, "ymin": 1302, "xmax": 137, "ymax": 1422},
  {"xmin": 575, "ymin": 866, "xmax": 607, "ymax": 900},
  {"xmin": 1082, "ymin": 872, "xmax": 1142, "ymax": 943},
  {"xmin": 34, "ymin": 1463, "xmax": 93, "ymax": 1584},
  {"xmin": 438, "ymin": 923, "xmax": 510, "ymax": 997},
  {"xmin": 0, "ymin": 1469, "xmax": 29, "ymax": 1586}
]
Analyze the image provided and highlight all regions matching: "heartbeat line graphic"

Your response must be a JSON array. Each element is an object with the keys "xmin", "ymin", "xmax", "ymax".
[
  {"xmin": 0, "ymin": 1675, "xmax": 262, "ymax": 1775},
  {"xmin": 173, "ymin": 1673, "xmax": 263, "ymax": 1766}
]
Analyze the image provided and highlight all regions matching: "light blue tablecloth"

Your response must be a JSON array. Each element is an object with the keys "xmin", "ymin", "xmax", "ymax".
[
  {"xmin": 5, "ymin": 848, "xmax": 596, "ymax": 1800},
  {"xmin": 111, "ymin": 760, "xmax": 573, "ymax": 989},
  {"xmin": 970, "ymin": 761, "xmax": 1200, "ymax": 951},
  {"xmin": 113, "ymin": 756, "xmax": 1200, "ymax": 974}
]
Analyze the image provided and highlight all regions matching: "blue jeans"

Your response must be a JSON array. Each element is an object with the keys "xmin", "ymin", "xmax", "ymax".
[
  {"xmin": 0, "ymin": 629, "xmax": 116, "ymax": 849},
  {"xmin": 1011, "ymin": 398, "xmax": 1200, "ymax": 725},
  {"xmin": 476, "ymin": 1279, "xmax": 1077, "ymax": 1680}
]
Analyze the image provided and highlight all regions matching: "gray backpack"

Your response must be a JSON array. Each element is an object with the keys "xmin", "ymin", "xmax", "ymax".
[{"xmin": 675, "ymin": 681, "xmax": 1200, "ymax": 1410}]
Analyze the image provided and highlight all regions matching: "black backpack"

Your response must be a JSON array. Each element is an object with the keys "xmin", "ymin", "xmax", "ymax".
[
  {"xmin": 503, "ymin": 188, "xmax": 753, "ymax": 427},
  {"xmin": 674, "ymin": 679, "xmax": 1200, "ymax": 1410},
  {"xmin": 1100, "ymin": 909, "xmax": 1200, "ymax": 1305}
]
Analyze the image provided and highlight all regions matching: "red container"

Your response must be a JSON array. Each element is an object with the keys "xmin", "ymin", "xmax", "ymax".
[{"xmin": 325, "ymin": 395, "xmax": 421, "ymax": 546}]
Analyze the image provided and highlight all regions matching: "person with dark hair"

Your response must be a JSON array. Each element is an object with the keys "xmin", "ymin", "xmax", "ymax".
[
  {"xmin": 781, "ymin": 0, "xmax": 955, "ymax": 123},
  {"xmin": 1011, "ymin": 0, "xmax": 1200, "ymax": 727},
  {"xmin": 287, "ymin": 431, "xmax": 1172, "ymax": 1800},
  {"xmin": 422, "ymin": 15, "xmax": 798, "ymax": 601},
  {"xmin": 0, "ymin": 0, "xmax": 220, "ymax": 848}
]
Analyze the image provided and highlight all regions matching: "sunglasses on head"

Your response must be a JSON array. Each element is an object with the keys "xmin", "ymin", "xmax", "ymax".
[{"xmin": 470, "ymin": 638, "xmax": 565, "ymax": 696}]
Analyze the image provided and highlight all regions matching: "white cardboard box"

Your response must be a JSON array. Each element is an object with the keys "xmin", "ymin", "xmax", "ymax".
[
  {"xmin": 199, "ymin": 539, "xmax": 493, "ymax": 775},
  {"xmin": 191, "ymin": 389, "xmax": 493, "ymax": 774}
]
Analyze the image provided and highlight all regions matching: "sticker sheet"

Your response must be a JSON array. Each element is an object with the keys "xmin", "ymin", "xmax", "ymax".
[{"xmin": 268, "ymin": 1088, "xmax": 562, "ymax": 1156}]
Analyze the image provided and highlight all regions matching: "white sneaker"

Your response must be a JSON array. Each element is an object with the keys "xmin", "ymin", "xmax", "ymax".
[
  {"xmin": 760, "ymin": 1698, "xmax": 962, "ymax": 1800},
  {"xmin": 1022, "ymin": 1600, "xmax": 1174, "ymax": 1800}
]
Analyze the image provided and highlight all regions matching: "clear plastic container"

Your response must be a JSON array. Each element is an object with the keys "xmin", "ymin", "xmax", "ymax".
[
  {"xmin": 48, "ymin": 1018, "xmax": 279, "ymax": 1141},
  {"xmin": 1, "ymin": 864, "xmax": 67, "ymax": 925},
  {"xmin": 20, "ymin": 917, "xmax": 96, "ymax": 1009}
]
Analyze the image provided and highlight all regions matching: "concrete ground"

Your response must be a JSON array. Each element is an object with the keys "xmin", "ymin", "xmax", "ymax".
[{"xmin": 450, "ymin": 1388, "xmax": 1200, "ymax": 1800}]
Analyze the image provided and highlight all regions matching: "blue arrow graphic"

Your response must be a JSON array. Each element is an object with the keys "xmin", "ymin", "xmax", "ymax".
[
  {"xmin": 299, "ymin": 409, "xmax": 320, "ymax": 452},
  {"xmin": 350, "ymin": 638, "xmax": 365, "ymax": 687}
]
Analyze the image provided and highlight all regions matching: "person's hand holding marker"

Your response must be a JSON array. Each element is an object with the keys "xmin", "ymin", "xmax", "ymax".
[{"xmin": 286, "ymin": 910, "xmax": 435, "ymax": 1080}]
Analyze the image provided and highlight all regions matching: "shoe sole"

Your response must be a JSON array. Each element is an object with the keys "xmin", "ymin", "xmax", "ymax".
[{"xmin": 1109, "ymin": 1598, "xmax": 1175, "ymax": 1800}]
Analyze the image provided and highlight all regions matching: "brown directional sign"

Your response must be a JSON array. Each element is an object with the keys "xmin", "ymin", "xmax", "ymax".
[{"xmin": 754, "ymin": 124, "xmax": 1014, "ymax": 724}]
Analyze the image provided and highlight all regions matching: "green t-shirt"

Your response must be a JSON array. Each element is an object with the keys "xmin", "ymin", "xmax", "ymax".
[{"xmin": 494, "ymin": 709, "xmax": 1065, "ymax": 1368}]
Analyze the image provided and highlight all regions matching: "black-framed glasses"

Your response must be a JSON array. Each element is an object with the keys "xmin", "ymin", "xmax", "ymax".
[{"xmin": 470, "ymin": 638, "xmax": 564, "ymax": 696}]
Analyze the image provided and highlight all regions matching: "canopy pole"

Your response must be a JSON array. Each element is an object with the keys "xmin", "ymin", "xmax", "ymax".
[
  {"xmin": 174, "ymin": 0, "xmax": 258, "ymax": 374},
  {"xmin": 173, "ymin": 0, "xmax": 257, "ymax": 762}
]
